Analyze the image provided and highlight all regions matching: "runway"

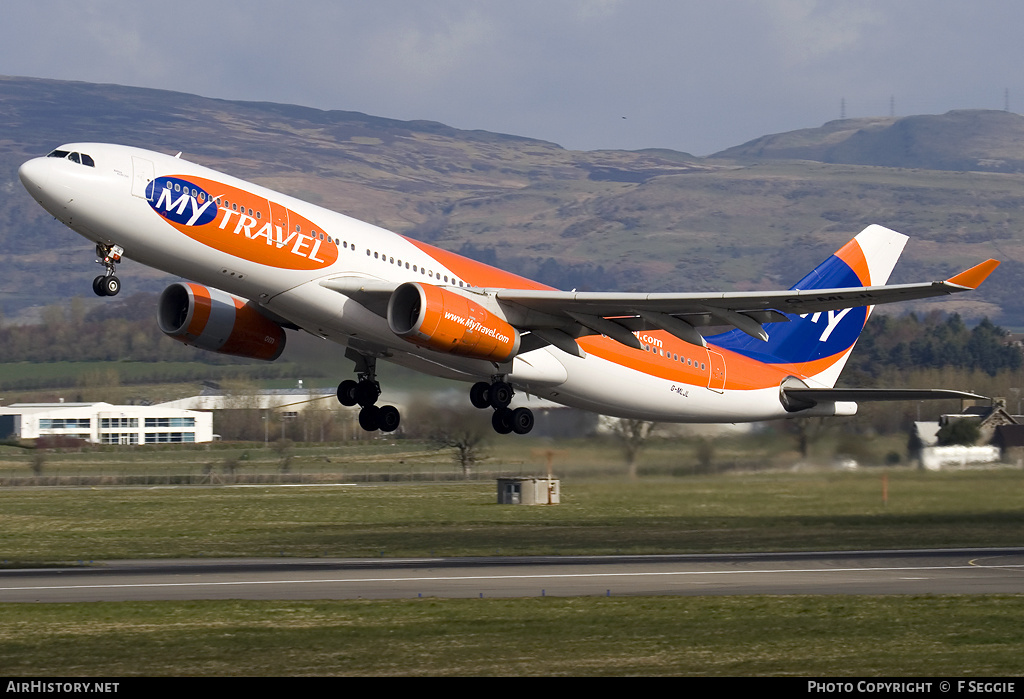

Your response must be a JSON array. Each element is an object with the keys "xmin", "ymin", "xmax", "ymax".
[{"xmin": 2, "ymin": 548, "xmax": 1023, "ymax": 602}]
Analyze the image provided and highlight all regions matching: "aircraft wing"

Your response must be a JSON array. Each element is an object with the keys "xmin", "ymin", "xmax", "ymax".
[
  {"xmin": 320, "ymin": 277, "xmax": 397, "ymax": 318},
  {"xmin": 321, "ymin": 259, "xmax": 998, "ymax": 355},
  {"xmin": 493, "ymin": 259, "xmax": 1000, "ymax": 350}
]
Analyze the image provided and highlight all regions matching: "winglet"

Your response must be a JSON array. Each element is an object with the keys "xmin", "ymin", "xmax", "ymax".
[{"xmin": 946, "ymin": 259, "xmax": 1000, "ymax": 289}]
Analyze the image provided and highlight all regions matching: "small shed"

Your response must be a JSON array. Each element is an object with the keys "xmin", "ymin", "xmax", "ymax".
[{"xmin": 497, "ymin": 477, "xmax": 560, "ymax": 505}]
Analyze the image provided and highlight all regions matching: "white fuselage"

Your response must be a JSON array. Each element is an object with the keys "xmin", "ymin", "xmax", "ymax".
[{"xmin": 19, "ymin": 143, "xmax": 840, "ymax": 423}]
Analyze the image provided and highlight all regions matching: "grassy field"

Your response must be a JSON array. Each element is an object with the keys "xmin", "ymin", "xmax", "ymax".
[
  {"xmin": 3, "ymin": 596, "xmax": 1024, "ymax": 676},
  {"xmin": 1, "ymin": 467, "xmax": 1022, "ymax": 562},
  {"xmin": 2, "ymin": 461, "xmax": 1022, "ymax": 676}
]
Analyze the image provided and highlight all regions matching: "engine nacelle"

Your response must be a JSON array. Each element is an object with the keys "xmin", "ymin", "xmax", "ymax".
[
  {"xmin": 388, "ymin": 282, "xmax": 520, "ymax": 363},
  {"xmin": 157, "ymin": 282, "xmax": 286, "ymax": 361}
]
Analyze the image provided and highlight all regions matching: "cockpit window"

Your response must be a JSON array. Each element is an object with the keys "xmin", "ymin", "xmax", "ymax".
[{"xmin": 44, "ymin": 149, "xmax": 95, "ymax": 167}]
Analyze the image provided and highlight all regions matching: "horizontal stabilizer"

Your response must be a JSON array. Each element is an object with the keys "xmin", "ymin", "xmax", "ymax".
[{"xmin": 783, "ymin": 386, "xmax": 987, "ymax": 409}]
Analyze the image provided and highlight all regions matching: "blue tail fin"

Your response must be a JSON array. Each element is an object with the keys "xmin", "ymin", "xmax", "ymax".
[{"xmin": 708, "ymin": 225, "xmax": 908, "ymax": 385}]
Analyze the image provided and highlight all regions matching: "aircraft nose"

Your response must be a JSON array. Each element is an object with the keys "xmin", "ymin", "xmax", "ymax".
[{"xmin": 18, "ymin": 157, "xmax": 51, "ymax": 195}]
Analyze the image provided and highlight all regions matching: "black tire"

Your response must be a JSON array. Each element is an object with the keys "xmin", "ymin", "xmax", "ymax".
[
  {"xmin": 102, "ymin": 276, "xmax": 120, "ymax": 296},
  {"xmin": 355, "ymin": 380, "xmax": 380, "ymax": 407},
  {"xmin": 377, "ymin": 405, "xmax": 401, "ymax": 433},
  {"xmin": 511, "ymin": 407, "xmax": 534, "ymax": 435},
  {"xmin": 337, "ymin": 380, "xmax": 358, "ymax": 406},
  {"xmin": 470, "ymin": 382, "xmax": 491, "ymax": 409},
  {"xmin": 358, "ymin": 405, "xmax": 381, "ymax": 432},
  {"xmin": 92, "ymin": 276, "xmax": 107, "ymax": 297},
  {"xmin": 488, "ymin": 381, "xmax": 513, "ymax": 409},
  {"xmin": 491, "ymin": 407, "xmax": 514, "ymax": 434}
]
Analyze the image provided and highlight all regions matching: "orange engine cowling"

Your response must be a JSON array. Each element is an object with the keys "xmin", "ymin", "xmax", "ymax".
[
  {"xmin": 388, "ymin": 282, "xmax": 520, "ymax": 363},
  {"xmin": 157, "ymin": 282, "xmax": 286, "ymax": 361}
]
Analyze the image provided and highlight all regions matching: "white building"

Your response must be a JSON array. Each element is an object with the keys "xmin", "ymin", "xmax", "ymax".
[{"xmin": 0, "ymin": 402, "xmax": 213, "ymax": 445}]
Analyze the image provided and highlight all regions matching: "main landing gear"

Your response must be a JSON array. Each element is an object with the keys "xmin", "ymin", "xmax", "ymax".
[
  {"xmin": 470, "ymin": 378, "xmax": 534, "ymax": 435},
  {"xmin": 336, "ymin": 354, "xmax": 401, "ymax": 433},
  {"xmin": 92, "ymin": 243, "xmax": 123, "ymax": 297}
]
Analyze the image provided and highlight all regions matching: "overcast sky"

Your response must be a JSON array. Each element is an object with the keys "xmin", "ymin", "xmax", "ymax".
[{"xmin": 4, "ymin": 1, "xmax": 1024, "ymax": 155}]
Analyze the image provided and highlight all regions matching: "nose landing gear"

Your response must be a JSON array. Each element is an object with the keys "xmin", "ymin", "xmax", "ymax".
[
  {"xmin": 92, "ymin": 243, "xmax": 123, "ymax": 297},
  {"xmin": 470, "ymin": 379, "xmax": 534, "ymax": 435}
]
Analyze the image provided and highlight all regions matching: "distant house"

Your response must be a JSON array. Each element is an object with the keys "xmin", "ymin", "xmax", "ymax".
[
  {"xmin": 909, "ymin": 398, "xmax": 1018, "ymax": 469},
  {"xmin": 941, "ymin": 398, "xmax": 1017, "ymax": 443},
  {"xmin": 0, "ymin": 401, "xmax": 213, "ymax": 444},
  {"xmin": 991, "ymin": 424, "xmax": 1024, "ymax": 466}
]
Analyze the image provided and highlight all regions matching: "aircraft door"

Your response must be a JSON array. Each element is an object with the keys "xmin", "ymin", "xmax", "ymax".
[
  {"xmin": 131, "ymin": 157, "xmax": 155, "ymax": 199},
  {"xmin": 707, "ymin": 348, "xmax": 726, "ymax": 393},
  {"xmin": 269, "ymin": 200, "xmax": 290, "ymax": 249}
]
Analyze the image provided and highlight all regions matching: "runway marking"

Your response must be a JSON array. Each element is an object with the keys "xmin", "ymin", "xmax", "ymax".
[
  {"xmin": 969, "ymin": 557, "xmax": 1024, "ymax": 570},
  {"xmin": 3, "ymin": 563, "xmax": 1022, "ymax": 593}
]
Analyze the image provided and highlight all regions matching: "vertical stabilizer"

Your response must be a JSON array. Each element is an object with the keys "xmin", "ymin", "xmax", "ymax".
[{"xmin": 708, "ymin": 225, "xmax": 908, "ymax": 387}]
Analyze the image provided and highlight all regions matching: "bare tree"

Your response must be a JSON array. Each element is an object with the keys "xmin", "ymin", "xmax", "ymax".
[
  {"xmin": 272, "ymin": 438, "xmax": 294, "ymax": 472},
  {"xmin": 407, "ymin": 398, "xmax": 490, "ymax": 478},
  {"xmin": 611, "ymin": 418, "xmax": 656, "ymax": 479},
  {"xmin": 780, "ymin": 417, "xmax": 834, "ymax": 460}
]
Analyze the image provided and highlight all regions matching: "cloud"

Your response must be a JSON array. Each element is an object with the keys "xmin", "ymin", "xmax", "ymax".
[{"xmin": 4, "ymin": 1, "xmax": 1024, "ymax": 154}]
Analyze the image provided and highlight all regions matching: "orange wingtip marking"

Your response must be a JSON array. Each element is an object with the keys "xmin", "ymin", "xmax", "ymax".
[{"xmin": 946, "ymin": 259, "xmax": 1000, "ymax": 289}]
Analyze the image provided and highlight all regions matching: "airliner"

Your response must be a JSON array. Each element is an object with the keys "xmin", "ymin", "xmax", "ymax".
[{"xmin": 18, "ymin": 143, "xmax": 998, "ymax": 435}]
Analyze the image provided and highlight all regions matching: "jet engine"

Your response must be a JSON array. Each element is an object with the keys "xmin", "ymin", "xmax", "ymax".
[
  {"xmin": 157, "ymin": 282, "xmax": 286, "ymax": 361},
  {"xmin": 388, "ymin": 282, "xmax": 520, "ymax": 363}
]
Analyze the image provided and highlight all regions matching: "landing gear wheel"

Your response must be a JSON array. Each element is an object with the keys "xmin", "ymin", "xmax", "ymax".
[
  {"xmin": 470, "ymin": 382, "xmax": 491, "ymax": 409},
  {"xmin": 337, "ymin": 380, "xmax": 359, "ymax": 407},
  {"xmin": 510, "ymin": 407, "xmax": 535, "ymax": 435},
  {"xmin": 488, "ymin": 381, "xmax": 513, "ymax": 409},
  {"xmin": 377, "ymin": 405, "xmax": 401, "ymax": 433},
  {"xmin": 355, "ymin": 380, "xmax": 381, "ymax": 408},
  {"xmin": 102, "ymin": 276, "xmax": 120, "ymax": 297},
  {"xmin": 358, "ymin": 405, "xmax": 381, "ymax": 432},
  {"xmin": 492, "ymin": 407, "xmax": 514, "ymax": 435},
  {"xmin": 92, "ymin": 276, "xmax": 107, "ymax": 297}
]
